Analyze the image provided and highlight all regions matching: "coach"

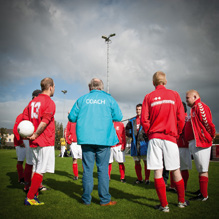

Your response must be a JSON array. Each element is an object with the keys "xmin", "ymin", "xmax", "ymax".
[
  {"xmin": 68, "ymin": 78, "xmax": 123, "ymax": 206},
  {"xmin": 141, "ymin": 71, "xmax": 187, "ymax": 212}
]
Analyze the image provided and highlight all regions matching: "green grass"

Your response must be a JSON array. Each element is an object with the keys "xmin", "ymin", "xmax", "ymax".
[{"xmin": 0, "ymin": 149, "xmax": 218, "ymax": 219}]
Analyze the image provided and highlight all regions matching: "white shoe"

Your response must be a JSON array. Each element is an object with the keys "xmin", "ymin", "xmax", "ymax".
[{"xmin": 154, "ymin": 205, "xmax": 169, "ymax": 212}]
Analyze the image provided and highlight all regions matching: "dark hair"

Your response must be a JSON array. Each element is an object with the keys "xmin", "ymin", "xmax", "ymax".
[
  {"xmin": 182, "ymin": 101, "xmax": 187, "ymax": 113},
  {"xmin": 136, "ymin": 103, "xmax": 142, "ymax": 108}
]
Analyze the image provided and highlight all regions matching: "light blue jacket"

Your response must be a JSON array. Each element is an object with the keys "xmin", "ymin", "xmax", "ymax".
[{"xmin": 68, "ymin": 90, "xmax": 123, "ymax": 146}]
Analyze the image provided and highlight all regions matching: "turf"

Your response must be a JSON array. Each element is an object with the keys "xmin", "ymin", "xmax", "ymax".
[{"xmin": 0, "ymin": 149, "xmax": 218, "ymax": 219}]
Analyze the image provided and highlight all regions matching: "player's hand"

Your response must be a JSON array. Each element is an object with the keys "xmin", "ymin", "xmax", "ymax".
[
  {"xmin": 28, "ymin": 133, "xmax": 38, "ymax": 140},
  {"xmin": 121, "ymin": 148, "xmax": 125, "ymax": 152}
]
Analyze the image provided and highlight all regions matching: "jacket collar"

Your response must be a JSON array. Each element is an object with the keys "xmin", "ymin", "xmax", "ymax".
[
  {"xmin": 194, "ymin": 98, "xmax": 201, "ymax": 106},
  {"xmin": 90, "ymin": 89, "xmax": 110, "ymax": 95},
  {"xmin": 155, "ymin": 85, "xmax": 166, "ymax": 90}
]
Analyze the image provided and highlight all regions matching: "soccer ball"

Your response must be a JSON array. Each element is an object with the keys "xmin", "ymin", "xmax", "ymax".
[{"xmin": 17, "ymin": 120, "xmax": 34, "ymax": 138}]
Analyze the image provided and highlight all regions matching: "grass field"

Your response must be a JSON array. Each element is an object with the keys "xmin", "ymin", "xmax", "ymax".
[{"xmin": 0, "ymin": 149, "xmax": 218, "ymax": 219}]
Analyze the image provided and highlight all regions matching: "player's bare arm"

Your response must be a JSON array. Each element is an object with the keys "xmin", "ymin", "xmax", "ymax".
[{"xmin": 29, "ymin": 122, "xmax": 47, "ymax": 140}]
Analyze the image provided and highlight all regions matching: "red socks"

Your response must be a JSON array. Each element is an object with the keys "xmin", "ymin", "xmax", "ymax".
[
  {"xmin": 27, "ymin": 173, "xmax": 43, "ymax": 199},
  {"xmin": 24, "ymin": 164, "xmax": 33, "ymax": 190},
  {"xmin": 181, "ymin": 170, "xmax": 189, "ymax": 190},
  {"xmin": 174, "ymin": 179, "xmax": 185, "ymax": 203},
  {"xmin": 119, "ymin": 163, "xmax": 125, "ymax": 179},
  {"xmin": 144, "ymin": 163, "xmax": 150, "ymax": 181},
  {"xmin": 135, "ymin": 163, "xmax": 142, "ymax": 181},
  {"xmin": 154, "ymin": 178, "xmax": 168, "ymax": 207},
  {"xmin": 199, "ymin": 176, "xmax": 208, "ymax": 198},
  {"xmin": 16, "ymin": 164, "xmax": 24, "ymax": 181},
  {"xmin": 108, "ymin": 163, "xmax": 112, "ymax": 179},
  {"xmin": 73, "ymin": 163, "xmax": 78, "ymax": 177}
]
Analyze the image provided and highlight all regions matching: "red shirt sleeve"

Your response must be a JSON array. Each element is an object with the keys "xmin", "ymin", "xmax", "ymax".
[
  {"xmin": 13, "ymin": 114, "xmax": 24, "ymax": 146},
  {"xmin": 41, "ymin": 101, "xmax": 56, "ymax": 124},
  {"xmin": 121, "ymin": 123, "xmax": 126, "ymax": 150},
  {"xmin": 197, "ymin": 103, "xmax": 216, "ymax": 139},
  {"xmin": 141, "ymin": 94, "xmax": 150, "ymax": 135}
]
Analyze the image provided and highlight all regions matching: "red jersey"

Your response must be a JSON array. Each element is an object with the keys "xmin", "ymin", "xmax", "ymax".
[
  {"xmin": 136, "ymin": 116, "xmax": 140, "ymax": 131},
  {"xmin": 141, "ymin": 85, "xmax": 185, "ymax": 143},
  {"xmin": 190, "ymin": 98, "xmax": 215, "ymax": 148},
  {"xmin": 65, "ymin": 122, "xmax": 77, "ymax": 144},
  {"xmin": 23, "ymin": 94, "xmax": 56, "ymax": 147},
  {"xmin": 113, "ymin": 122, "xmax": 126, "ymax": 150},
  {"xmin": 13, "ymin": 113, "xmax": 24, "ymax": 147}
]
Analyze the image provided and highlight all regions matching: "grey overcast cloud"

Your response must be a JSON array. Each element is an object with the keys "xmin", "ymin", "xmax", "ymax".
[{"xmin": 0, "ymin": 0, "xmax": 218, "ymax": 131}]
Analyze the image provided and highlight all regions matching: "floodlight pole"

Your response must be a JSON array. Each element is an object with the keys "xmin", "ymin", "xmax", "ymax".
[
  {"xmin": 61, "ymin": 90, "xmax": 67, "ymax": 137},
  {"xmin": 102, "ymin": 33, "xmax": 116, "ymax": 93}
]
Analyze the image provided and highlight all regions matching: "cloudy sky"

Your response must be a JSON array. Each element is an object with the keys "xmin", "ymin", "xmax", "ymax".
[{"xmin": 0, "ymin": 0, "xmax": 218, "ymax": 131}]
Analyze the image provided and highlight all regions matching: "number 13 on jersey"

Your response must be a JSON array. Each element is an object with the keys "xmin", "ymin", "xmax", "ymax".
[{"xmin": 31, "ymin": 102, "xmax": 41, "ymax": 119}]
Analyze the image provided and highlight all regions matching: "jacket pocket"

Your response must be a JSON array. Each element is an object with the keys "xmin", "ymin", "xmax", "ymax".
[{"xmin": 139, "ymin": 141, "xmax": 148, "ymax": 156}]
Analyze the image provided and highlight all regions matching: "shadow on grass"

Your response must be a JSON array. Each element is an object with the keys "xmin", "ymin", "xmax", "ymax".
[{"xmin": 6, "ymin": 171, "xmax": 23, "ymax": 190}]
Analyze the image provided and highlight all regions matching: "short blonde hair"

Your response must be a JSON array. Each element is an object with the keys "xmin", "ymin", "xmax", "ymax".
[{"xmin": 153, "ymin": 71, "xmax": 167, "ymax": 86}]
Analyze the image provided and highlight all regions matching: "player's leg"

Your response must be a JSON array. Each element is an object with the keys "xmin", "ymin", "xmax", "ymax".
[
  {"xmin": 190, "ymin": 142, "xmax": 211, "ymax": 201},
  {"xmin": 148, "ymin": 139, "xmax": 168, "ymax": 211},
  {"xmin": 143, "ymin": 159, "xmax": 150, "ymax": 184},
  {"xmin": 61, "ymin": 145, "xmax": 65, "ymax": 157},
  {"xmin": 16, "ymin": 146, "xmax": 26, "ymax": 184},
  {"xmin": 25, "ymin": 146, "xmax": 54, "ymax": 205},
  {"xmin": 134, "ymin": 157, "xmax": 143, "ymax": 183},
  {"xmin": 81, "ymin": 145, "xmax": 95, "ymax": 205},
  {"xmin": 114, "ymin": 145, "xmax": 126, "ymax": 182},
  {"xmin": 73, "ymin": 158, "xmax": 79, "ymax": 180},
  {"xmin": 179, "ymin": 147, "xmax": 192, "ymax": 191},
  {"xmin": 163, "ymin": 140, "xmax": 187, "ymax": 207},
  {"xmin": 95, "ymin": 145, "xmax": 112, "ymax": 205},
  {"xmin": 23, "ymin": 140, "xmax": 33, "ymax": 192}
]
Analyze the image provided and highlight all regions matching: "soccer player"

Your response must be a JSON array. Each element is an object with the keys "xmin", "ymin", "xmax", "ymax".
[
  {"xmin": 141, "ymin": 71, "xmax": 188, "ymax": 212},
  {"xmin": 13, "ymin": 89, "xmax": 42, "ymax": 191},
  {"xmin": 108, "ymin": 121, "xmax": 126, "ymax": 183},
  {"xmin": 23, "ymin": 77, "xmax": 56, "ymax": 206},
  {"xmin": 68, "ymin": 78, "xmax": 123, "ymax": 206},
  {"xmin": 60, "ymin": 137, "xmax": 66, "ymax": 158},
  {"xmin": 168, "ymin": 102, "xmax": 192, "ymax": 192},
  {"xmin": 186, "ymin": 90, "xmax": 215, "ymax": 201},
  {"xmin": 126, "ymin": 104, "xmax": 150, "ymax": 184},
  {"xmin": 65, "ymin": 121, "xmax": 82, "ymax": 180}
]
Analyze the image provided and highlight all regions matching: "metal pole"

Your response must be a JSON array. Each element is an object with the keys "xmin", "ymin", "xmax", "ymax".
[
  {"xmin": 107, "ymin": 41, "xmax": 110, "ymax": 93},
  {"xmin": 101, "ymin": 34, "xmax": 116, "ymax": 94}
]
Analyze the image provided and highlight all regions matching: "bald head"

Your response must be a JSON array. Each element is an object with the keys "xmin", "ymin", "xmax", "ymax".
[
  {"xmin": 186, "ymin": 89, "xmax": 200, "ymax": 107},
  {"xmin": 88, "ymin": 78, "xmax": 104, "ymax": 91}
]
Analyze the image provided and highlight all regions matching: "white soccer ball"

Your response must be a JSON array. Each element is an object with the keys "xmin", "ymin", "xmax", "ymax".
[{"xmin": 17, "ymin": 120, "xmax": 35, "ymax": 138}]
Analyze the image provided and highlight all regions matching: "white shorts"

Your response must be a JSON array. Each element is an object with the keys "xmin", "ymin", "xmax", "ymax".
[
  {"xmin": 109, "ymin": 145, "xmax": 125, "ymax": 163},
  {"xmin": 147, "ymin": 138, "xmax": 180, "ymax": 171},
  {"xmin": 32, "ymin": 146, "xmax": 55, "ymax": 174},
  {"xmin": 70, "ymin": 142, "xmax": 82, "ymax": 159},
  {"xmin": 23, "ymin": 140, "xmax": 33, "ymax": 165},
  {"xmin": 132, "ymin": 156, "xmax": 146, "ymax": 162},
  {"xmin": 16, "ymin": 146, "xmax": 26, "ymax": 161},
  {"xmin": 189, "ymin": 139, "xmax": 211, "ymax": 173},
  {"xmin": 179, "ymin": 147, "xmax": 192, "ymax": 170}
]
